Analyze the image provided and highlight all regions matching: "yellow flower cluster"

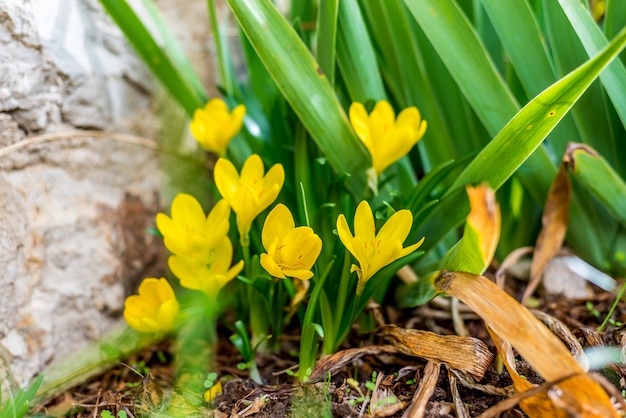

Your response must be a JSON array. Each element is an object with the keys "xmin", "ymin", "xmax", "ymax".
[
  {"xmin": 156, "ymin": 193, "xmax": 244, "ymax": 297},
  {"xmin": 125, "ymin": 97, "xmax": 427, "ymax": 333}
]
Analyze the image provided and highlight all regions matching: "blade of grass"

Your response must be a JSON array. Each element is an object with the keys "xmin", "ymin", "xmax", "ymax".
[
  {"xmin": 99, "ymin": 0, "xmax": 204, "ymax": 116},
  {"xmin": 227, "ymin": 0, "xmax": 371, "ymax": 195},
  {"xmin": 542, "ymin": 0, "xmax": 615, "ymax": 166},
  {"xmin": 480, "ymin": 0, "xmax": 583, "ymax": 155},
  {"xmin": 411, "ymin": 26, "xmax": 626, "ymax": 259},
  {"xmin": 557, "ymin": 0, "xmax": 626, "ymax": 132},
  {"xmin": 449, "ymin": 26, "xmax": 626, "ymax": 194},
  {"xmin": 403, "ymin": 0, "xmax": 554, "ymax": 206},
  {"xmin": 605, "ymin": 0, "xmax": 626, "ymax": 65},
  {"xmin": 358, "ymin": 0, "xmax": 459, "ymax": 171},
  {"xmin": 336, "ymin": 0, "xmax": 386, "ymax": 102},
  {"xmin": 207, "ymin": 0, "xmax": 235, "ymax": 96},
  {"xmin": 316, "ymin": 0, "xmax": 338, "ymax": 85},
  {"xmin": 566, "ymin": 143, "xmax": 626, "ymax": 228},
  {"xmin": 140, "ymin": 0, "xmax": 207, "ymax": 102}
]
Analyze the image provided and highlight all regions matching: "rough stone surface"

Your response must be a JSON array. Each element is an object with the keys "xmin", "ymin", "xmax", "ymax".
[{"xmin": 0, "ymin": 0, "xmax": 196, "ymax": 387}]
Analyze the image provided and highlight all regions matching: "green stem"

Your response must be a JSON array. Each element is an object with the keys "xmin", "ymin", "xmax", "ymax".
[
  {"xmin": 598, "ymin": 281, "xmax": 626, "ymax": 332},
  {"xmin": 165, "ymin": 296, "xmax": 217, "ymax": 416}
]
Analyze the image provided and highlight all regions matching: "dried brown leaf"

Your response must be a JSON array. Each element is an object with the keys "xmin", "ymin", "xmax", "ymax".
[
  {"xmin": 525, "ymin": 162, "xmax": 571, "ymax": 303},
  {"xmin": 437, "ymin": 271, "xmax": 618, "ymax": 417},
  {"xmin": 402, "ymin": 361, "xmax": 440, "ymax": 418},
  {"xmin": 308, "ymin": 345, "xmax": 398, "ymax": 382},
  {"xmin": 378, "ymin": 325, "xmax": 493, "ymax": 380}
]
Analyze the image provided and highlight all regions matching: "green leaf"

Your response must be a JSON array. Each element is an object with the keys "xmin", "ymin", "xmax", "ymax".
[
  {"xmin": 99, "ymin": 0, "xmax": 204, "ymax": 116},
  {"xmin": 0, "ymin": 375, "xmax": 43, "ymax": 418},
  {"xmin": 227, "ymin": 0, "xmax": 371, "ymax": 194},
  {"xmin": 567, "ymin": 144, "xmax": 626, "ymax": 228},
  {"xmin": 410, "ymin": 26, "xmax": 626, "ymax": 259},
  {"xmin": 450, "ymin": 26, "xmax": 626, "ymax": 193},
  {"xmin": 140, "ymin": 0, "xmax": 207, "ymax": 101},
  {"xmin": 557, "ymin": 0, "xmax": 626, "ymax": 131},
  {"xmin": 404, "ymin": 0, "xmax": 554, "ymax": 206},
  {"xmin": 395, "ymin": 271, "xmax": 438, "ymax": 308},
  {"xmin": 316, "ymin": 0, "xmax": 339, "ymax": 85},
  {"xmin": 359, "ymin": 0, "xmax": 458, "ymax": 170},
  {"xmin": 336, "ymin": 0, "xmax": 386, "ymax": 102},
  {"xmin": 207, "ymin": 0, "xmax": 235, "ymax": 96},
  {"xmin": 480, "ymin": 0, "xmax": 583, "ymax": 154}
]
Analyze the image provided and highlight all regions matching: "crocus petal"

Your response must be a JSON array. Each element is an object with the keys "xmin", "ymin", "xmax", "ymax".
[
  {"xmin": 214, "ymin": 158, "xmax": 241, "ymax": 202},
  {"xmin": 240, "ymin": 154, "xmax": 264, "ymax": 186},
  {"xmin": 262, "ymin": 204, "xmax": 295, "ymax": 250},
  {"xmin": 376, "ymin": 209, "xmax": 413, "ymax": 244},
  {"xmin": 399, "ymin": 236, "xmax": 425, "ymax": 258},
  {"xmin": 282, "ymin": 269, "xmax": 314, "ymax": 280},
  {"xmin": 124, "ymin": 278, "xmax": 178, "ymax": 333},
  {"xmin": 349, "ymin": 102, "xmax": 370, "ymax": 144},
  {"xmin": 171, "ymin": 193, "xmax": 206, "ymax": 231},
  {"xmin": 354, "ymin": 201, "xmax": 376, "ymax": 242},
  {"xmin": 260, "ymin": 253, "xmax": 286, "ymax": 279},
  {"xmin": 336, "ymin": 214, "xmax": 356, "ymax": 255},
  {"xmin": 227, "ymin": 105, "xmax": 246, "ymax": 139}
]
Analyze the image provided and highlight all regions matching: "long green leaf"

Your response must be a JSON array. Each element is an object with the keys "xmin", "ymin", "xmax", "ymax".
[
  {"xmin": 557, "ymin": 0, "xmax": 626, "ymax": 131},
  {"xmin": 336, "ymin": 0, "xmax": 386, "ymax": 102},
  {"xmin": 605, "ymin": 0, "xmax": 626, "ymax": 65},
  {"xmin": 542, "ymin": 0, "xmax": 615, "ymax": 164},
  {"xmin": 227, "ymin": 0, "xmax": 370, "ymax": 194},
  {"xmin": 358, "ymin": 0, "xmax": 459, "ymax": 171},
  {"xmin": 480, "ymin": 0, "xmax": 583, "ymax": 154},
  {"xmin": 99, "ymin": 0, "xmax": 204, "ymax": 116},
  {"xmin": 567, "ymin": 144, "xmax": 626, "ymax": 228},
  {"xmin": 403, "ymin": 0, "xmax": 553, "ymax": 205},
  {"xmin": 316, "ymin": 0, "xmax": 339, "ymax": 85},
  {"xmin": 412, "ymin": 26, "xmax": 626, "ymax": 258},
  {"xmin": 141, "ymin": 0, "xmax": 207, "ymax": 101},
  {"xmin": 450, "ymin": 26, "xmax": 626, "ymax": 192}
]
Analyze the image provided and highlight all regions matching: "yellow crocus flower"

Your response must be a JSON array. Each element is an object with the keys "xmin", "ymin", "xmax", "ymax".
[
  {"xmin": 190, "ymin": 98, "xmax": 246, "ymax": 156},
  {"xmin": 214, "ymin": 154, "xmax": 285, "ymax": 244},
  {"xmin": 124, "ymin": 278, "xmax": 179, "ymax": 333},
  {"xmin": 349, "ymin": 100, "xmax": 427, "ymax": 176},
  {"xmin": 156, "ymin": 194, "xmax": 231, "ymax": 260},
  {"xmin": 337, "ymin": 201, "xmax": 424, "ymax": 295},
  {"xmin": 260, "ymin": 204, "xmax": 322, "ymax": 280},
  {"xmin": 168, "ymin": 237, "xmax": 244, "ymax": 297}
]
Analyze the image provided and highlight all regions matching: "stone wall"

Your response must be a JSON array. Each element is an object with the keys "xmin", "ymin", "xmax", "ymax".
[{"xmin": 0, "ymin": 0, "xmax": 213, "ymax": 386}]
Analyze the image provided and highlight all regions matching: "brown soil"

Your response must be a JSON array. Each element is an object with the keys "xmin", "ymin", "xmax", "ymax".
[{"xmin": 38, "ymin": 279, "xmax": 626, "ymax": 417}]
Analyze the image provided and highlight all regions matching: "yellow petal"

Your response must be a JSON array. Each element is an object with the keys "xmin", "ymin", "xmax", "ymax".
[
  {"xmin": 349, "ymin": 102, "xmax": 371, "ymax": 144},
  {"xmin": 281, "ymin": 227, "xmax": 322, "ymax": 270},
  {"xmin": 336, "ymin": 214, "xmax": 356, "ymax": 255},
  {"xmin": 214, "ymin": 158, "xmax": 240, "ymax": 203},
  {"xmin": 354, "ymin": 201, "xmax": 376, "ymax": 242},
  {"xmin": 376, "ymin": 209, "xmax": 413, "ymax": 244},
  {"xmin": 399, "ymin": 236, "xmax": 425, "ymax": 258},
  {"xmin": 260, "ymin": 253, "xmax": 286, "ymax": 278},
  {"xmin": 240, "ymin": 154, "xmax": 264, "ymax": 186},
  {"xmin": 263, "ymin": 164, "xmax": 285, "ymax": 194},
  {"xmin": 282, "ymin": 269, "xmax": 314, "ymax": 280},
  {"xmin": 171, "ymin": 193, "xmax": 206, "ymax": 231},
  {"xmin": 395, "ymin": 107, "xmax": 421, "ymax": 128},
  {"xmin": 157, "ymin": 299, "xmax": 180, "ymax": 330},
  {"xmin": 262, "ymin": 204, "xmax": 295, "ymax": 250},
  {"xmin": 227, "ymin": 104, "xmax": 246, "ymax": 139}
]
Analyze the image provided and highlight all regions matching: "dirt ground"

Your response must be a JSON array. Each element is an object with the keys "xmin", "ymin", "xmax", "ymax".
[{"xmin": 38, "ymin": 276, "xmax": 626, "ymax": 417}]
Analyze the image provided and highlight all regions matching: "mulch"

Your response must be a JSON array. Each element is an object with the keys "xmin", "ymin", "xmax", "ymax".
[{"xmin": 37, "ymin": 276, "xmax": 626, "ymax": 417}]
